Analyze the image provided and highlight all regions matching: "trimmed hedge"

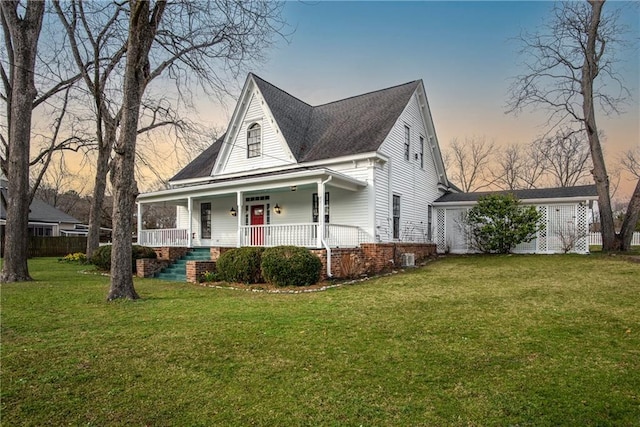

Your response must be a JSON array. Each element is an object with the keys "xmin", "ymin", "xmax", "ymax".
[
  {"xmin": 216, "ymin": 247, "xmax": 264, "ymax": 284},
  {"xmin": 261, "ymin": 246, "xmax": 322, "ymax": 287},
  {"xmin": 90, "ymin": 244, "xmax": 157, "ymax": 273}
]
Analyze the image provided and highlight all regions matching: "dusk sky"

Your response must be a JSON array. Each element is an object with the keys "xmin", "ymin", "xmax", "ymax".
[{"xmin": 200, "ymin": 1, "xmax": 639, "ymax": 198}]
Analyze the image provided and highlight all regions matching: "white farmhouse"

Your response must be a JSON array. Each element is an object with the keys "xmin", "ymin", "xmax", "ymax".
[{"xmin": 137, "ymin": 74, "xmax": 597, "ymax": 279}]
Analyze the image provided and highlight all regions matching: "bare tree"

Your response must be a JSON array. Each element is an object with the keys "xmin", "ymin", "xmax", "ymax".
[
  {"xmin": 108, "ymin": 0, "xmax": 166, "ymax": 300},
  {"xmin": 444, "ymin": 136, "xmax": 496, "ymax": 192},
  {"xmin": 54, "ymin": 1, "xmax": 255, "ymax": 259},
  {"xmin": 1, "ymin": 1, "xmax": 88, "ymax": 282},
  {"xmin": 493, "ymin": 144, "xmax": 527, "ymax": 190},
  {"xmin": 520, "ymin": 142, "xmax": 549, "ymax": 189},
  {"xmin": 620, "ymin": 146, "xmax": 640, "ymax": 179},
  {"xmin": 105, "ymin": 0, "xmax": 285, "ymax": 300},
  {"xmin": 537, "ymin": 128, "xmax": 592, "ymax": 187},
  {"xmin": 0, "ymin": 1, "xmax": 45, "ymax": 282},
  {"xmin": 508, "ymin": 0, "xmax": 639, "ymax": 251}
]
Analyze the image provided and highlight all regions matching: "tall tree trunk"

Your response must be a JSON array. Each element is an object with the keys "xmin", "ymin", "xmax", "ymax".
[
  {"xmin": 617, "ymin": 179, "xmax": 640, "ymax": 251},
  {"xmin": 583, "ymin": 0, "xmax": 619, "ymax": 251},
  {"xmin": 107, "ymin": 0, "xmax": 165, "ymax": 300},
  {"xmin": 0, "ymin": 1, "xmax": 44, "ymax": 283},
  {"xmin": 86, "ymin": 124, "xmax": 116, "ymax": 259}
]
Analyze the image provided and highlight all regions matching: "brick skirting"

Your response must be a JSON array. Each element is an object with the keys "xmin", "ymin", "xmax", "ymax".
[
  {"xmin": 312, "ymin": 242, "xmax": 436, "ymax": 280},
  {"xmin": 153, "ymin": 247, "xmax": 190, "ymax": 261},
  {"xmin": 136, "ymin": 258, "xmax": 171, "ymax": 278},
  {"xmin": 186, "ymin": 261, "xmax": 217, "ymax": 284},
  {"xmin": 143, "ymin": 244, "xmax": 436, "ymax": 282}
]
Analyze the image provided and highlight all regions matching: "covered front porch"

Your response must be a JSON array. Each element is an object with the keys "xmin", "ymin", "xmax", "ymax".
[{"xmin": 137, "ymin": 168, "xmax": 373, "ymax": 250}]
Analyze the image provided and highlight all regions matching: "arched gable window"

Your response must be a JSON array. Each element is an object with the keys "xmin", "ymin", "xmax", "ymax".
[{"xmin": 247, "ymin": 123, "xmax": 261, "ymax": 158}]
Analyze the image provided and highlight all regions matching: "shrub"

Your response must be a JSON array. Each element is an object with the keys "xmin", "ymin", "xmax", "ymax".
[
  {"xmin": 60, "ymin": 252, "xmax": 88, "ymax": 264},
  {"xmin": 90, "ymin": 245, "xmax": 157, "ymax": 272},
  {"xmin": 216, "ymin": 247, "xmax": 264, "ymax": 284},
  {"xmin": 261, "ymin": 246, "xmax": 322, "ymax": 287}
]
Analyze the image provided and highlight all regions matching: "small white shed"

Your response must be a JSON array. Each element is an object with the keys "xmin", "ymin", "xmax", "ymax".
[{"xmin": 432, "ymin": 185, "xmax": 599, "ymax": 254}]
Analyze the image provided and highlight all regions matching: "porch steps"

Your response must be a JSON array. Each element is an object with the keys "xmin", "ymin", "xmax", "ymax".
[{"xmin": 154, "ymin": 248, "xmax": 211, "ymax": 282}]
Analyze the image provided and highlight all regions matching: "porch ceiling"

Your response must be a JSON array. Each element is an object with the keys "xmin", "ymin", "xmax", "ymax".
[{"xmin": 138, "ymin": 168, "xmax": 367, "ymax": 204}]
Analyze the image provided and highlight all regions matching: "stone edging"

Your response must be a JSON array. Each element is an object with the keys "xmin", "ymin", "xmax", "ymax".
[{"xmin": 197, "ymin": 270, "xmax": 409, "ymax": 294}]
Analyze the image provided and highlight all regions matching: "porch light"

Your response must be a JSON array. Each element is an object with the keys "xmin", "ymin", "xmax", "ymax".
[
  {"xmin": 274, "ymin": 204, "xmax": 282, "ymax": 214},
  {"xmin": 230, "ymin": 207, "xmax": 237, "ymax": 216}
]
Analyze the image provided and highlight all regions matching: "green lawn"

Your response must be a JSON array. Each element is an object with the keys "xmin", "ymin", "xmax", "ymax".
[{"xmin": 1, "ymin": 255, "xmax": 639, "ymax": 426}]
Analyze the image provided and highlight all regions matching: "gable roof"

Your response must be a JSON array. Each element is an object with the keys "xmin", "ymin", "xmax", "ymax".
[
  {"xmin": 172, "ymin": 74, "xmax": 422, "ymax": 181},
  {"xmin": 434, "ymin": 184, "xmax": 598, "ymax": 204},
  {"xmin": 170, "ymin": 134, "xmax": 225, "ymax": 182},
  {"xmin": 0, "ymin": 188, "xmax": 81, "ymax": 224},
  {"xmin": 253, "ymin": 74, "xmax": 420, "ymax": 163}
]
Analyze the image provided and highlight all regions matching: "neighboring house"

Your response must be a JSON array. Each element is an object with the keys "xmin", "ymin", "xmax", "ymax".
[
  {"xmin": 433, "ymin": 185, "xmax": 598, "ymax": 254},
  {"xmin": 0, "ymin": 178, "xmax": 81, "ymax": 237},
  {"xmin": 137, "ymin": 73, "xmax": 598, "ymax": 265}
]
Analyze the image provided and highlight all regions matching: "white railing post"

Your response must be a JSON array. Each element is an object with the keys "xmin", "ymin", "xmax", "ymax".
[
  {"xmin": 137, "ymin": 202, "xmax": 142, "ymax": 244},
  {"xmin": 187, "ymin": 196, "xmax": 193, "ymax": 248},
  {"xmin": 236, "ymin": 191, "xmax": 243, "ymax": 248}
]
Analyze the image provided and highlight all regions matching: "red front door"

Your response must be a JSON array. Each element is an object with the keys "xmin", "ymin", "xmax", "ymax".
[{"xmin": 251, "ymin": 205, "xmax": 264, "ymax": 245}]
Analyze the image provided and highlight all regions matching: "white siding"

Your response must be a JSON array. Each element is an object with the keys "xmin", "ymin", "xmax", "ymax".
[
  {"xmin": 211, "ymin": 196, "xmax": 238, "ymax": 247},
  {"xmin": 268, "ymin": 189, "xmax": 314, "ymax": 225},
  {"xmin": 375, "ymin": 91, "xmax": 442, "ymax": 243},
  {"xmin": 220, "ymin": 91, "xmax": 295, "ymax": 174},
  {"xmin": 176, "ymin": 205, "xmax": 189, "ymax": 229}
]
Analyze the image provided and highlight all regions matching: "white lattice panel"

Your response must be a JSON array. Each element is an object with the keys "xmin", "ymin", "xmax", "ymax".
[
  {"xmin": 575, "ymin": 203, "xmax": 588, "ymax": 253},
  {"xmin": 436, "ymin": 208, "xmax": 446, "ymax": 252},
  {"xmin": 537, "ymin": 206, "xmax": 548, "ymax": 253}
]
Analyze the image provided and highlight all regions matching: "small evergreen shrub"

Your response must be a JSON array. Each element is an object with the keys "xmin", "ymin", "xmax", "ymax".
[
  {"xmin": 90, "ymin": 244, "xmax": 157, "ymax": 272},
  {"xmin": 216, "ymin": 247, "xmax": 264, "ymax": 284},
  {"xmin": 463, "ymin": 194, "xmax": 543, "ymax": 254},
  {"xmin": 261, "ymin": 246, "xmax": 322, "ymax": 287}
]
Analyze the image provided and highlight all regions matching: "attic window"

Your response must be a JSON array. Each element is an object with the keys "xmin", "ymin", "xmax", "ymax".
[{"xmin": 247, "ymin": 123, "xmax": 261, "ymax": 158}]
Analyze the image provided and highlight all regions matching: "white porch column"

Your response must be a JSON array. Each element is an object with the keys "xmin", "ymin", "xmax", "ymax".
[
  {"xmin": 236, "ymin": 191, "xmax": 243, "ymax": 247},
  {"xmin": 317, "ymin": 179, "xmax": 325, "ymax": 248},
  {"xmin": 187, "ymin": 196, "xmax": 193, "ymax": 248},
  {"xmin": 137, "ymin": 202, "xmax": 142, "ymax": 244}
]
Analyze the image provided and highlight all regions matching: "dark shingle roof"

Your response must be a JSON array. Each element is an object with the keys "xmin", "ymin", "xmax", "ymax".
[
  {"xmin": 172, "ymin": 75, "xmax": 421, "ymax": 181},
  {"xmin": 434, "ymin": 184, "xmax": 598, "ymax": 203},
  {"xmin": 0, "ymin": 188, "xmax": 80, "ymax": 223},
  {"xmin": 170, "ymin": 134, "xmax": 225, "ymax": 182},
  {"xmin": 252, "ymin": 75, "xmax": 313, "ymax": 160},
  {"xmin": 301, "ymin": 80, "xmax": 420, "ymax": 162}
]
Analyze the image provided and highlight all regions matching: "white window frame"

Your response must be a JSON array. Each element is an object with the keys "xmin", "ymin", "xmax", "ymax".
[
  {"xmin": 247, "ymin": 123, "xmax": 261, "ymax": 158},
  {"xmin": 404, "ymin": 125, "xmax": 410, "ymax": 161}
]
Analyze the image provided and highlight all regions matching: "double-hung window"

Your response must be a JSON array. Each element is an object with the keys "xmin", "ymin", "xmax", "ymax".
[
  {"xmin": 419, "ymin": 136, "xmax": 425, "ymax": 168},
  {"xmin": 200, "ymin": 202, "xmax": 211, "ymax": 239},
  {"xmin": 392, "ymin": 195, "xmax": 400, "ymax": 240},
  {"xmin": 404, "ymin": 125, "xmax": 410, "ymax": 161},
  {"xmin": 247, "ymin": 123, "xmax": 261, "ymax": 158}
]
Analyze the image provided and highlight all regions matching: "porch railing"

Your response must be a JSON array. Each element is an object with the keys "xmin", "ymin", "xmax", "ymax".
[
  {"xmin": 240, "ymin": 223, "xmax": 370, "ymax": 248},
  {"xmin": 325, "ymin": 224, "xmax": 371, "ymax": 248},
  {"xmin": 240, "ymin": 223, "xmax": 318, "ymax": 248},
  {"xmin": 139, "ymin": 228, "xmax": 189, "ymax": 247},
  {"xmin": 139, "ymin": 224, "xmax": 371, "ymax": 248}
]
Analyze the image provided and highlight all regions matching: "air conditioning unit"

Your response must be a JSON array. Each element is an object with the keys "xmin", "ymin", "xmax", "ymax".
[{"xmin": 401, "ymin": 253, "xmax": 415, "ymax": 267}]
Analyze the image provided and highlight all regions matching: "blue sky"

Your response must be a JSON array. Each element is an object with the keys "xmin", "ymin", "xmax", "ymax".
[{"xmin": 203, "ymin": 1, "xmax": 639, "ymax": 196}]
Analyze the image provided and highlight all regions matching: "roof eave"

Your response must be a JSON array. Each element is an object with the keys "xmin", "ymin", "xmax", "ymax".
[
  {"xmin": 139, "ymin": 168, "xmax": 367, "ymax": 203},
  {"xmin": 433, "ymin": 194, "xmax": 599, "ymax": 207}
]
